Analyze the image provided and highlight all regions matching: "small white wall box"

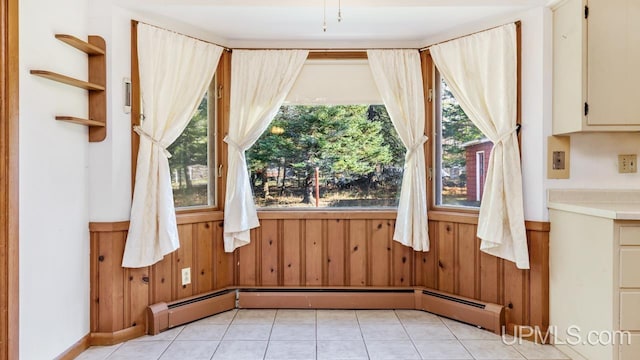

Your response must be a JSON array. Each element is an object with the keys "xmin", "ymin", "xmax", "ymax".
[{"xmin": 123, "ymin": 77, "xmax": 131, "ymax": 114}]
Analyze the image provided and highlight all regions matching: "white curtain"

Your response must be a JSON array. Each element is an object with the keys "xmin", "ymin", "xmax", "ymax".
[
  {"xmin": 430, "ymin": 24, "xmax": 530, "ymax": 269},
  {"xmin": 122, "ymin": 24, "xmax": 223, "ymax": 268},
  {"xmin": 224, "ymin": 50, "xmax": 308, "ymax": 252},
  {"xmin": 367, "ymin": 49, "xmax": 429, "ymax": 251}
]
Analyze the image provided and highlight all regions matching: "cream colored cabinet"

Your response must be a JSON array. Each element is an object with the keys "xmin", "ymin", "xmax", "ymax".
[
  {"xmin": 552, "ymin": 0, "xmax": 640, "ymax": 134},
  {"xmin": 549, "ymin": 209, "xmax": 640, "ymax": 360}
]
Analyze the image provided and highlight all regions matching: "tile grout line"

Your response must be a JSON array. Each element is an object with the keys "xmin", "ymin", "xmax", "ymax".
[
  {"xmin": 209, "ymin": 309, "xmax": 238, "ymax": 359},
  {"xmin": 394, "ymin": 309, "xmax": 422, "ymax": 360},
  {"xmin": 262, "ymin": 309, "xmax": 277, "ymax": 360},
  {"xmin": 156, "ymin": 325, "xmax": 186, "ymax": 360},
  {"xmin": 355, "ymin": 310, "xmax": 372, "ymax": 360}
]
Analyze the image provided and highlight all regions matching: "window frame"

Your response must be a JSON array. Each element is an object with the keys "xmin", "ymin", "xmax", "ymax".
[
  {"xmin": 424, "ymin": 21, "xmax": 522, "ymax": 214},
  {"xmin": 130, "ymin": 20, "xmax": 229, "ymax": 216},
  {"xmin": 249, "ymin": 52, "xmax": 407, "ymax": 212},
  {"xmin": 169, "ymin": 78, "xmax": 218, "ymax": 211}
]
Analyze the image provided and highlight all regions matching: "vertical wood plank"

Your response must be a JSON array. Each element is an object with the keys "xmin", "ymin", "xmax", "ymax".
[
  {"xmin": 238, "ymin": 229, "xmax": 258, "ymax": 286},
  {"xmin": 437, "ymin": 222, "xmax": 455, "ymax": 293},
  {"xmin": 260, "ymin": 220, "xmax": 279, "ymax": 286},
  {"xmin": 174, "ymin": 224, "xmax": 194, "ymax": 299},
  {"xmin": 282, "ymin": 220, "xmax": 302, "ymax": 286},
  {"xmin": 90, "ymin": 233, "xmax": 100, "ymax": 332},
  {"xmin": 99, "ymin": 231, "xmax": 126, "ymax": 332},
  {"xmin": 150, "ymin": 254, "xmax": 172, "ymax": 304},
  {"xmin": 195, "ymin": 222, "xmax": 214, "ymax": 294},
  {"xmin": 369, "ymin": 219, "xmax": 391, "ymax": 286},
  {"xmin": 479, "ymin": 250, "xmax": 500, "ymax": 304},
  {"xmin": 527, "ymin": 230, "xmax": 549, "ymax": 330},
  {"xmin": 392, "ymin": 233, "xmax": 413, "ymax": 286},
  {"xmin": 416, "ymin": 221, "xmax": 438, "ymax": 288},
  {"xmin": 503, "ymin": 260, "xmax": 526, "ymax": 331},
  {"xmin": 96, "ymin": 232, "xmax": 114, "ymax": 332},
  {"xmin": 348, "ymin": 220, "xmax": 367, "ymax": 286},
  {"xmin": 326, "ymin": 219, "xmax": 346, "ymax": 286},
  {"xmin": 214, "ymin": 221, "xmax": 233, "ymax": 289},
  {"xmin": 128, "ymin": 266, "xmax": 150, "ymax": 328},
  {"xmin": 456, "ymin": 223, "xmax": 477, "ymax": 298},
  {"xmin": 305, "ymin": 220, "xmax": 323, "ymax": 286}
]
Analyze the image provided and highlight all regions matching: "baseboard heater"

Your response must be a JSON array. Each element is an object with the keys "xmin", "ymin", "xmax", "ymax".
[
  {"xmin": 146, "ymin": 289, "xmax": 236, "ymax": 335},
  {"xmin": 417, "ymin": 289, "xmax": 504, "ymax": 335},
  {"xmin": 146, "ymin": 287, "xmax": 504, "ymax": 336},
  {"xmin": 238, "ymin": 288, "xmax": 416, "ymax": 309}
]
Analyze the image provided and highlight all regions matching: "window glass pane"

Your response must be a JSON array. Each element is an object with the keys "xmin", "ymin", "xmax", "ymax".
[
  {"xmin": 435, "ymin": 74, "xmax": 490, "ymax": 208},
  {"xmin": 168, "ymin": 86, "xmax": 215, "ymax": 208},
  {"xmin": 246, "ymin": 105, "xmax": 404, "ymax": 209}
]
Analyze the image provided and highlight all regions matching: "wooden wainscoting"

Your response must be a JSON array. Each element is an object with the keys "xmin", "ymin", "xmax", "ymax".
[
  {"xmin": 89, "ymin": 210, "xmax": 548, "ymax": 340},
  {"xmin": 422, "ymin": 211, "xmax": 549, "ymax": 334},
  {"xmin": 89, "ymin": 212, "xmax": 233, "ymax": 344},
  {"xmin": 238, "ymin": 211, "xmax": 412, "ymax": 287}
]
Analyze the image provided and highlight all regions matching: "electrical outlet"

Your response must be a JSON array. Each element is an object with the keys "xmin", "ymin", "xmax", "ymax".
[
  {"xmin": 618, "ymin": 154, "xmax": 637, "ymax": 173},
  {"xmin": 181, "ymin": 267, "xmax": 191, "ymax": 286}
]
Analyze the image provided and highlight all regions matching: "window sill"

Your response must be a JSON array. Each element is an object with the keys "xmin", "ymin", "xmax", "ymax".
[
  {"xmin": 176, "ymin": 210, "xmax": 223, "ymax": 224},
  {"xmin": 257, "ymin": 209, "xmax": 397, "ymax": 220},
  {"xmin": 427, "ymin": 210, "xmax": 479, "ymax": 225}
]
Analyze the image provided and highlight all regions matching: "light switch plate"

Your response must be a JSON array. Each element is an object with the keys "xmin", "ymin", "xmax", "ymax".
[{"xmin": 548, "ymin": 136, "xmax": 570, "ymax": 179}]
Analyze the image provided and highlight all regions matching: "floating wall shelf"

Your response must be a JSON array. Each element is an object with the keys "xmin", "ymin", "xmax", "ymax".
[{"xmin": 30, "ymin": 34, "xmax": 107, "ymax": 142}]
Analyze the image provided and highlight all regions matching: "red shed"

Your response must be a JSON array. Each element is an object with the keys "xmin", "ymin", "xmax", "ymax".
[{"xmin": 462, "ymin": 138, "xmax": 493, "ymax": 202}]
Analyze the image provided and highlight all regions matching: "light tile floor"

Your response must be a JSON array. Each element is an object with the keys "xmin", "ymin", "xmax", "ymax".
[{"xmin": 76, "ymin": 309, "xmax": 571, "ymax": 360}]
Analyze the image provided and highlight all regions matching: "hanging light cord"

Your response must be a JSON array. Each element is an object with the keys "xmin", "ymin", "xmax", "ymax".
[
  {"xmin": 323, "ymin": 0, "xmax": 343, "ymax": 32},
  {"xmin": 323, "ymin": 0, "xmax": 327, "ymax": 32}
]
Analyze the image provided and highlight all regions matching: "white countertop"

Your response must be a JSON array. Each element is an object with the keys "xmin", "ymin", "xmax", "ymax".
[{"xmin": 547, "ymin": 189, "xmax": 640, "ymax": 220}]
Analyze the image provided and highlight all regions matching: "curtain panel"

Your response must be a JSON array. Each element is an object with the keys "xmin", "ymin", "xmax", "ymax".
[
  {"xmin": 223, "ymin": 50, "xmax": 308, "ymax": 252},
  {"xmin": 367, "ymin": 49, "xmax": 429, "ymax": 252},
  {"xmin": 122, "ymin": 24, "xmax": 223, "ymax": 268},
  {"xmin": 430, "ymin": 24, "xmax": 530, "ymax": 269}
]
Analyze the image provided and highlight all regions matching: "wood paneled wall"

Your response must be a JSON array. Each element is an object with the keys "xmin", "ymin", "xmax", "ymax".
[
  {"xmin": 89, "ymin": 211, "xmax": 549, "ymax": 339},
  {"xmin": 89, "ymin": 213, "xmax": 233, "ymax": 339}
]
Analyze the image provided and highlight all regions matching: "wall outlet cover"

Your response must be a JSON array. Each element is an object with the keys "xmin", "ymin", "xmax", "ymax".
[
  {"xmin": 548, "ymin": 136, "xmax": 570, "ymax": 179},
  {"xmin": 618, "ymin": 154, "xmax": 638, "ymax": 173},
  {"xmin": 181, "ymin": 267, "xmax": 191, "ymax": 286}
]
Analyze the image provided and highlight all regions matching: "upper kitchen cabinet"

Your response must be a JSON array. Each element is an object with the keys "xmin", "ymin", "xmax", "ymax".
[{"xmin": 553, "ymin": 0, "xmax": 640, "ymax": 134}]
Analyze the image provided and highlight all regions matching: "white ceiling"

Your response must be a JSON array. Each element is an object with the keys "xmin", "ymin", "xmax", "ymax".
[{"xmin": 117, "ymin": 0, "xmax": 548, "ymax": 48}]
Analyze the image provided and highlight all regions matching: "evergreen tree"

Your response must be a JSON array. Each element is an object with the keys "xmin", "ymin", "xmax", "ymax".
[
  {"xmin": 440, "ymin": 80, "xmax": 484, "ymax": 169},
  {"xmin": 168, "ymin": 96, "xmax": 209, "ymax": 191}
]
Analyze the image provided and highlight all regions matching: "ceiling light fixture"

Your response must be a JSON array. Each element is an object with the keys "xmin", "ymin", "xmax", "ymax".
[{"xmin": 323, "ymin": 0, "xmax": 343, "ymax": 32}]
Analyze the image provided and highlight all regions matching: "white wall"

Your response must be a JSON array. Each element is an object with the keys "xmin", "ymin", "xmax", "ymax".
[
  {"xmin": 547, "ymin": 132, "xmax": 640, "ymax": 189},
  {"xmin": 19, "ymin": 0, "xmax": 91, "ymax": 358},
  {"xmin": 88, "ymin": 4, "xmax": 133, "ymax": 222},
  {"xmin": 87, "ymin": 1, "xmax": 229, "ymax": 222}
]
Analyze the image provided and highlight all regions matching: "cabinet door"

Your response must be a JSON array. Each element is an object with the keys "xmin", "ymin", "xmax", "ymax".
[
  {"xmin": 553, "ymin": 0, "xmax": 587, "ymax": 134},
  {"xmin": 587, "ymin": 0, "xmax": 640, "ymax": 125}
]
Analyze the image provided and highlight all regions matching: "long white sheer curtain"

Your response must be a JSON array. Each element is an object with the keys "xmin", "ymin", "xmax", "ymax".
[
  {"xmin": 430, "ymin": 24, "xmax": 530, "ymax": 269},
  {"xmin": 367, "ymin": 49, "xmax": 429, "ymax": 251},
  {"xmin": 224, "ymin": 50, "xmax": 308, "ymax": 252},
  {"xmin": 122, "ymin": 24, "xmax": 223, "ymax": 268}
]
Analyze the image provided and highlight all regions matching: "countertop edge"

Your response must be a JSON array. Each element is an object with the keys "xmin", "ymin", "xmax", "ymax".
[{"xmin": 547, "ymin": 201, "xmax": 640, "ymax": 220}]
